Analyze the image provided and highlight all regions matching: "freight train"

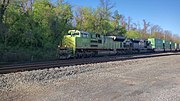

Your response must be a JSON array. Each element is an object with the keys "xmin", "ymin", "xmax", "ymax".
[{"xmin": 57, "ymin": 30, "xmax": 180, "ymax": 59}]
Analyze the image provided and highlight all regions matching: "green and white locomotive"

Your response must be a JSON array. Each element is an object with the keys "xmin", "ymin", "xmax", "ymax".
[{"xmin": 57, "ymin": 30, "xmax": 124, "ymax": 59}]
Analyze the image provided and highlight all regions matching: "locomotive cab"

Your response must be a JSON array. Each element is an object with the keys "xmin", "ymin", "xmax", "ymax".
[
  {"xmin": 57, "ymin": 30, "xmax": 81, "ymax": 59},
  {"xmin": 57, "ymin": 30, "xmax": 91, "ymax": 59}
]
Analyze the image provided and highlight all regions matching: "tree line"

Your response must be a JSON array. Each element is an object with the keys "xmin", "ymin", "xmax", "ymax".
[{"xmin": 0, "ymin": 0, "xmax": 179, "ymax": 62}]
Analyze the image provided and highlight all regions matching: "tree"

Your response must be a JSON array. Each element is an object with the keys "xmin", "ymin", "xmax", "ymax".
[
  {"xmin": 50, "ymin": 0, "xmax": 73, "ymax": 45},
  {"xmin": 150, "ymin": 25, "xmax": 164, "ymax": 39},
  {"xmin": 110, "ymin": 10, "xmax": 126, "ymax": 36},
  {"xmin": 126, "ymin": 30, "xmax": 140, "ymax": 39},
  {"xmin": 99, "ymin": 0, "xmax": 114, "ymax": 19},
  {"xmin": 75, "ymin": 6, "xmax": 113, "ymax": 35},
  {"xmin": 75, "ymin": 7, "xmax": 95, "ymax": 33},
  {"xmin": 0, "ymin": 0, "xmax": 10, "ymax": 23},
  {"xmin": 0, "ymin": 0, "xmax": 10, "ymax": 45},
  {"xmin": 127, "ymin": 16, "xmax": 131, "ymax": 31},
  {"xmin": 98, "ymin": 0, "xmax": 114, "ymax": 34},
  {"xmin": 141, "ymin": 19, "xmax": 150, "ymax": 39},
  {"xmin": 164, "ymin": 30, "xmax": 173, "ymax": 41}
]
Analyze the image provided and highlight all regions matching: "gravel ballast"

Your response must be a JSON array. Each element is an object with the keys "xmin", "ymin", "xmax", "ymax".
[{"xmin": 0, "ymin": 55, "xmax": 180, "ymax": 101}]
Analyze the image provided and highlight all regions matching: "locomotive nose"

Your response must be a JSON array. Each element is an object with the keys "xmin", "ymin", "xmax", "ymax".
[{"xmin": 57, "ymin": 48, "xmax": 73, "ymax": 59}]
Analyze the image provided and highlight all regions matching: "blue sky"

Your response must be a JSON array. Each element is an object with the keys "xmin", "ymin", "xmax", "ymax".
[{"xmin": 67, "ymin": 0, "xmax": 180, "ymax": 35}]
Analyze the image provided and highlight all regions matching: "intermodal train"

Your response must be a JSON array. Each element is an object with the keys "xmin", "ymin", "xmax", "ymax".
[{"xmin": 57, "ymin": 30, "xmax": 180, "ymax": 59}]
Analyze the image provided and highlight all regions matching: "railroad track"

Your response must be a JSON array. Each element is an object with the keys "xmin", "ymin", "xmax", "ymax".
[{"xmin": 0, "ymin": 52, "xmax": 179, "ymax": 74}]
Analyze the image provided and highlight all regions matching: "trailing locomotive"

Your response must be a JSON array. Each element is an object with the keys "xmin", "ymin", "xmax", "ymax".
[{"xmin": 57, "ymin": 30, "xmax": 179, "ymax": 59}]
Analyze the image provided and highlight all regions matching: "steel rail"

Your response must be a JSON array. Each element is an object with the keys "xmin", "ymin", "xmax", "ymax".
[{"xmin": 0, "ymin": 52, "xmax": 179, "ymax": 74}]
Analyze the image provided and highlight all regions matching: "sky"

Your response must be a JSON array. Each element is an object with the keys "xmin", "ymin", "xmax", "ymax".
[{"xmin": 67, "ymin": 0, "xmax": 180, "ymax": 35}]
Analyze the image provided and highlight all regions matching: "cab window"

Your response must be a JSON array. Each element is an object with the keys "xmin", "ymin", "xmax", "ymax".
[{"xmin": 72, "ymin": 32, "xmax": 80, "ymax": 36}]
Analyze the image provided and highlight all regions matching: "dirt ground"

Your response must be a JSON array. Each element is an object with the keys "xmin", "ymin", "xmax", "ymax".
[{"xmin": 0, "ymin": 55, "xmax": 180, "ymax": 101}]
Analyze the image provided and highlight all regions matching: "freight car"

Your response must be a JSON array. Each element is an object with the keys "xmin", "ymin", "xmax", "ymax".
[
  {"xmin": 57, "ymin": 30, "xmax": 179, "ymax": 59},
  {"xmin": 170, "ymin": 42, "xmax": 176, "ymax": 51},
  {"xmin": 147, "ymin": 38, "xmax": 179, "ymax": 52},
  {"xmin": 175, "ymin": 43, "xmax": 180, "ymax": 51},
  {"xmin": 148, "ymin": 38, "xmax": 164, "ymax": 52},
  {"xmin": 163, "ymin": 40, "xmax": 171, "ymax": 52}
]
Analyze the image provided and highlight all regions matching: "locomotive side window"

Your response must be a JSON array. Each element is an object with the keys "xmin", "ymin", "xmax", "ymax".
[
  {"xmin": 96, "ymin": 34, "xmax": 100, "ymax": 38},
  {"xmin": 81, "ymin": 33, "xmax": 89, "ymax": 38}
]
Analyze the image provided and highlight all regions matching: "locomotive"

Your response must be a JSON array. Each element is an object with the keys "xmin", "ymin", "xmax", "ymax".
[{"xmin": 57, "ymin": 30, "xmax": 180, "ymax": 59}]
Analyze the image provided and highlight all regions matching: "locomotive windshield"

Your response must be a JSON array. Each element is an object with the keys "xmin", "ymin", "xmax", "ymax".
[
  {"xmin": 68, "ymin": 30, "xmax": 80, "ymax": 36},
  {"xmin": 72, "ymin": 32, "xmax": 80, "ymax": 36}
]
